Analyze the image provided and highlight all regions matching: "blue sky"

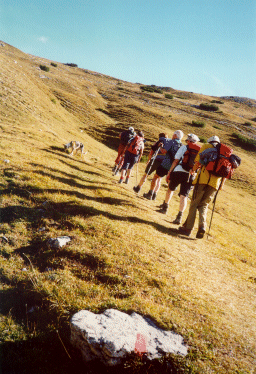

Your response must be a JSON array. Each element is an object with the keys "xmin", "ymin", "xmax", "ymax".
[{"xmin": 1, "ymin": 0, "xmax": 256, "ymax": 99}]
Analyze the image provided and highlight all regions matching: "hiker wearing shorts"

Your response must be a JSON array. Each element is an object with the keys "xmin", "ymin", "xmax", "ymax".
[
  {"xmin": 140, "ymin": 130, "xmax": 184, "ymax": 201},
  {"xmin": 118, "ymin": 131, "xmax": 145, "ymax": 184},
  {"xmin": 158, "ymin": 133, "xmax": 200, "ymax": 225},
  {"xmin": 112, "ymin": 127, "xmax": 135, "ymax": 174},
  {"xmin": 133, "ymin": 132, "xmax": 168, "ymax": 196},
  {"xmin": 178, "ymin": 136, "xmax": 225, "ymax": 239}
]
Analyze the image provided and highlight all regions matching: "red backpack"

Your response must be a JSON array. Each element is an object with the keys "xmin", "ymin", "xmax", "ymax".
[
  {"xmin": 200, "ymin": 143, "xmax": 241, "ymax": 179},
  {"xmin": 127, "ymin": 135, "xmax": 144, "ymax": 155},
  {"xmin": 181, "ymin": 143, "xmax": 201, "ymax": 171}
]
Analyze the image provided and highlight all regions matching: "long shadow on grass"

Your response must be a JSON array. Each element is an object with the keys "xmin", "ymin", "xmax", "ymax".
[
  {"xmin": 31, "ymin": 162, "xmax": 103, "ymax": 179},
  {"xmin": 44, "ymin": 201, "xmax": 176, "ymax": 237}
]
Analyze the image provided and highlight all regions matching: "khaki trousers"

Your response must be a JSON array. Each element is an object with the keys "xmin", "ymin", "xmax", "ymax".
[{"xmin": 184, "ymin": 184, "xmax": 217, "ymax": 231}]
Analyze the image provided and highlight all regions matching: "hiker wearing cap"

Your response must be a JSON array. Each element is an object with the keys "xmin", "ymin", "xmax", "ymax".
[
  {"xmin": 133, "ymin": 132, "xmax": 168, "ymax": 196},
  {"xmin": 178, "ymin": 135, "xmax": 225, "ymax": 239},
  {"xmin": 118, "ymin": 131, "xmax": 145, "ymax": 184},
  {"xmin": 138, "ymin": 130, "xmax": 184, "ymax": 201},
  {"xmin": 112, "ymin": 127, "xmax": 135, "ymax": 174},
  {"xmin": 158, "ymin": 134, "xmax": 201, "ymax": 225}
]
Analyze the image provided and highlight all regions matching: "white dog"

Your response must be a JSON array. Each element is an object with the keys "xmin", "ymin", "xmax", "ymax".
[{"xmin": 64, "ymin": 141, "xmax": 87, "ymax": 157}]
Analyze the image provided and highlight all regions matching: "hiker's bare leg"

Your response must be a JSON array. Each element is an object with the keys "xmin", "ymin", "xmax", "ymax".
[
  {"xmin": 165, "ymin": 189, "xmax": 174, "ymax": 204},
  {"xmin": 179, "ymin": 195, "xmax": 188, "ymax": 213},
  {"xmin": 150, "ymin": 174, "xmax": 158, "ymax": 191},
  {"xmin": 138, "ymin": 173, "xmax": 147, "ymax": 187},
  {"xmin": 154, "ymin": 176, "xmax": 162, "ymax": 194}
]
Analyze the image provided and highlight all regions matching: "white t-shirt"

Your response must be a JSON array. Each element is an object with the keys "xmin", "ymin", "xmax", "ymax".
[{"xmin": 173, "ymin": 145, "xmax": 188, "ymax": 173}]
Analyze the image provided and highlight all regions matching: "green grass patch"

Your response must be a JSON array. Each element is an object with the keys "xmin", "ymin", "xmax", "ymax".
[
  {"xmin": 165, "ymin": 94, "xmax": 174, "ymax": 100},
  {"xmin": 199, "ymin": 103, "xmax": 219, "ymax": 112},
  {"xmin": 39, "ymin": 65, "xmax": 50, "ymax": 72},
  {"xmin": 231, "ymin": 132, "xmax": 256, "ymax": 151},
  {"xmin": 191, "ymin": 120, "xmax": 206, "ymax": 128}
]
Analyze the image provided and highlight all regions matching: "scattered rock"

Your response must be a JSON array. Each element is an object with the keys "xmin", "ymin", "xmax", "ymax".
[
  {"xmin": 47, "ymin": 236, "xmax": 71, "ymax": 249},
  {"xmin": 4, "ymin": 159, "xmax": 10, "ymax": 163},
  {"xmin": 0, "ymin": 236, "xmax": 8, "ymax": 244},
  {"xmin": 70, "ymin": 309, "xmax": 188, "ymax": 367}
]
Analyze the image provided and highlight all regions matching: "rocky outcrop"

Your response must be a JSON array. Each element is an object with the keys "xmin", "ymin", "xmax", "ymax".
[{"xmin": 70, "ymin": 309, "xmax": 188, "ymax": 366}]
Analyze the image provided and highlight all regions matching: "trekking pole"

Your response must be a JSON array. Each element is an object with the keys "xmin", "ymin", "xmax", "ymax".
[
  {"xmin": 136, "ymin": 162, "xmax": 138, "ymax": 185},
  {"xmin": 145, "ymin": 147, "xmax": 161, "ymax": 177},
  {"xmin": 207, "ymin": 179, "xmax": 223, "ymax": 239},
  {"xmin": 113, "ymin": 155, "xmax": 124, "ymax": 175}
]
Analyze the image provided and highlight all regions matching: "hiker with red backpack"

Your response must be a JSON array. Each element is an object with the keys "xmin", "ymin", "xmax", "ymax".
[
  {"xmin": 112, "ymin": 127, "xmax": 135, "ymax": 174},
  {"xmin": 138, "ymin": 130, "xmax": 184, "ymax": 201},
  {"xmin": 158, "ymin": 134, "xmax": 201, "ymax": 225},
  {"xmin": 178, "ymin": 135, "xmax": 241, "ymax": 238},
  {"xmin": 118, "ymin": 131, "xmax": 145, "ymax": 184}
]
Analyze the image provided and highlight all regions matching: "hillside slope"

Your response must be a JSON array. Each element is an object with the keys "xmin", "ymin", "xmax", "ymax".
[{"xmin": 0, "ymin": 41, "xmax": 256, "ymax": 374}]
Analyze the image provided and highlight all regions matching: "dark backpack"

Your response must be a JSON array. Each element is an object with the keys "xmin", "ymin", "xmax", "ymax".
[
  {"xmin": 120, "ymin": 130, "xmax": 134, "ymax": 145},
  {"xmin": 199, "ymin": 143, "xmax": 241, "ymax": 179},
  {"xmin": 160, "ymin": 140, "xmax": 182, "ymax": 170},
  {"xmin": 127, "ymin": 135, "xmax": 144, "ymax": 155},
  {"xmin": 181, "ymin": 143, "xmax": 201, "ymax": 171}
]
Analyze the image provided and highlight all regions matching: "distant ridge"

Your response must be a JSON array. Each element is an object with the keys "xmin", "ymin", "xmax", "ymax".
[{"xmin": 221, "ymin": 96, "xmax": 256, "ymax": 107}]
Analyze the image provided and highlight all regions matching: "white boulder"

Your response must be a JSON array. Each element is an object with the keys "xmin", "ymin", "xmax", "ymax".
[{"xmin": 70, "ymin": 309, "xmax": 188, "ymax": 366}]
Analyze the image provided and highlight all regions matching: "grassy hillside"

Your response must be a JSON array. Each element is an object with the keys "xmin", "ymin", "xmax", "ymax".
[{"xmin": 0, "ymin": 41, "xmax": 256, "ymax": 374}]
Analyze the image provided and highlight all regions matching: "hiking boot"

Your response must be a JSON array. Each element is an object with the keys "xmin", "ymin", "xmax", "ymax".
[
  {"xmin": 133, "ymin": 185, "xmax": 141, "ymax": 193},
  {"xmin": 158, "ymin": 202, "xmax": 168, "ymax": 214},
  {"xmin": 178, "ymin": 226, "xmax": 191, "ymax": 237},
  {"xmin": 158, "ymin": 201, "xmax": 165, "ymax": 209},
  {"xmin": 196, "ymin": 227, "xmax": 205, "ymax": 239},
  {"xmin": 124, "ymin": 177, "xmax": 129, "ymax": 184},
  {"xmin": 152, "ymin": 192, "xmax": 157, "ymax": 201},
  {"xmin": 118, "ymin": 178, "xmax": 123, "ymax": 184},
  {"xmin": 172, "ymin": 212, "xmax": 183, "ymax": 225},
  {"xmin": 143, "ymin": 191, "xmax": 153, "ymax": 200}
]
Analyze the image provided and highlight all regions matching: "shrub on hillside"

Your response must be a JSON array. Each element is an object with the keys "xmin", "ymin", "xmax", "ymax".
[
  {"xmin": 165, "ymin": 94, "xmax": 174, "ymax": 99},
  {"xmin": 232, "ymin": 133, "xmax": 256, "ymax": 151},
  {"xmin": 191, "ymin": 120, "xmax": 206, "ymax": 128},
  {"xmin": 199, "ymin": 103, "xmax": 219, "ymax": 112},
  {"xmin": 244, "ymin": 121, "xmax": 253, "ymax": 126},
  {"xmin": 211, "ymin": 100, "xmax": 224, "ymax": 104},
  {"xmin": 65, "ymin": 63, "xmax": 78, "ymax": 67},
  {"xmin": 51, "ymin": 62, "xmax": 57, "ymax": 67},
  {"xmin": 140, "ymin": 85, "xmax": 163, "ymax": 94},
  {"xmin": 200, "ymin": 137, "xmax": 207, "ymax": 143},
  {"xmin": 39, "ymin": 65, "xmax": 50, "ymax": 72}
]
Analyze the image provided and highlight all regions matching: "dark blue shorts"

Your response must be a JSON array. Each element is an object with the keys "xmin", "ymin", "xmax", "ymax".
[{"xmin": 121, "ymin": 151, "xmax": 138, "ymax": 170}]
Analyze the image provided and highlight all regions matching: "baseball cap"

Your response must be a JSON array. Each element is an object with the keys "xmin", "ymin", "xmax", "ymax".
[{"xmin": 129, "ymin": 127, "xmax": 134, "ymax": 132}]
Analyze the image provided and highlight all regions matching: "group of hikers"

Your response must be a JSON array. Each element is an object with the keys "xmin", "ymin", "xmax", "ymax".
[{"xmin": 112, "ymin": 126, "xmax": 241, "ymax": 239}]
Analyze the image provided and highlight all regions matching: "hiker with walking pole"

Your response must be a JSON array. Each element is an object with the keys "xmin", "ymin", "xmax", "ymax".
[
  {"xmin": 134, "ymin": 131, "xmax": 183, "ymax": 200},
  {"xmin": 140, "ymin": 130, "xmax": 184, "ymax": 201},
  {"xmin": 157, "ymin": 133, "xmax": 201, "ymax": 224},
  {"xmin": 178, "ymin": 136, "xmax": 226, "ymax": 239},
  {"xmin": 133, "ymin": 132, "xmax": 168, "ymax": 196}
]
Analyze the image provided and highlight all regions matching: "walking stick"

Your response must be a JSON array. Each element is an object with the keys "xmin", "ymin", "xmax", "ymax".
[
  {"xmin": 136, "ymin": 162, "xmax": 138, "ymax": 185},
  {"xmin": 145, "ymin": 147, "xmax": 161, "ymax": 177},
  {"xmin": 207, "ymin": 178, "xmax": 223, "ymax": 239}
]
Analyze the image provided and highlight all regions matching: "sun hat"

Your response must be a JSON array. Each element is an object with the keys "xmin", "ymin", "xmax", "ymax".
[
  {"xmin": 207, "ymin": 135, "xmax": 220, "ymax": 144},
  {"xmin": 186, "ymin": 133, "xmax": 200, "ymax": 143}
]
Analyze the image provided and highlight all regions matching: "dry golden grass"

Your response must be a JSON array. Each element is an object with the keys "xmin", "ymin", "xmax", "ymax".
[{"xmin": 0, "ymin": 41, "xmax": 256, "ymax": 373}]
